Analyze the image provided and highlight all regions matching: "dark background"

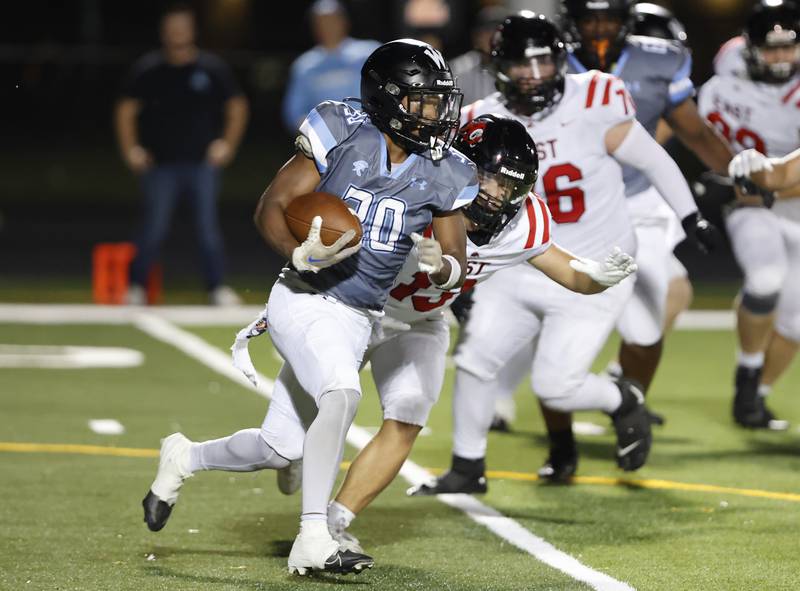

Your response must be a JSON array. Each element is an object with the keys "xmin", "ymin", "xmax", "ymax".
[{"xmin": 0, "ymin": 0, "xmax": 760, "ymax": 302}]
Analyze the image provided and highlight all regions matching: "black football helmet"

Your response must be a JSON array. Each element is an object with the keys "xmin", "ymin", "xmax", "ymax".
[
  {"xmin": 561, "ymin": 0, "xmax": 635, "ymax": 70},
  {"xmin": 631, "ymin": 3, "xmax": 687, "ymax": 45},
  {"xmin": 490, "ymin": 12, "xmax": 568, "ymax": 117},
  {"xmin": 360, "ymin": 39, "xmax": 463, "ymax": 161},
  {"xmin": 453, "ymin": 114, "xmax": 539, "ymax": 245},
  {"xmin": 744, "ymin": 0, "xmax": 800, "ymax": 84}
]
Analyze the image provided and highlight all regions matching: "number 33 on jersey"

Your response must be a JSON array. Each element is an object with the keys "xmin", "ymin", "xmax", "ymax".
[{"xmin": 462, "ymin": 71, "xmax": 637, "ymax": 260}]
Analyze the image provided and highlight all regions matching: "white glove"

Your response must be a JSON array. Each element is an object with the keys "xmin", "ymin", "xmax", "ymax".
[
  {"xmin": 569, "ymin": 247, "xmax": 637, "ymax": 287},
  {"xmin": 292, "ymin": 216, "xmax": 360, "ymax": 273},
  {"xmin": 230, "ymin": 307, "xmax": 269, "ymax": 387},
  {"xmin": 728, "ymin": 149, "xmax": 773, "ymax": 179},
  {"xmin": 410, "ymin": 232, "xmax": 444, "ymax": 274}
]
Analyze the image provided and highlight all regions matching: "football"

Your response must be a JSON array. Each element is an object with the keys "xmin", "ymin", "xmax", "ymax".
[{"xmin": 285, "ymin": 191, "xmax": 363, "ymax": 248}]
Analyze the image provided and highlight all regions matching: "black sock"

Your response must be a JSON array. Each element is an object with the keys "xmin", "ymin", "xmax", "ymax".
[{"xmin": 452, "ymin": 454, "xmax": 485, "ymax": 476}]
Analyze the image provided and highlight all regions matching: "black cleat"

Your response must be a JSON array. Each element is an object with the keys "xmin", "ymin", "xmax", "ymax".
[
  {"xmin": 609, "ymin": 378, "xmax": 651, "ymax": 471},
  {"xmin": 142, "ymin": 490, "xmax": 173, "ymax": 532},
  {"xmin": 408, "ymin": 455, "xmax": 487, "ymax": 496},
  {"xmin": 731, "ymin": 365, "xmax": 788, "ymax": 429},
  {"xmin": 489, "ymin": 414, "xmax": 511, "ymax": 433},
  {"xmin": 290, "ymin": 550, "xmax": 374, "ymax": 576},
  {"xmin": 537, "ymin": 445, "xmax": 578, "ymax": 484}
]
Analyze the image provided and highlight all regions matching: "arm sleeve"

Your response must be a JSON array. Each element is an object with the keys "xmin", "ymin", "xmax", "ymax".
[
  {"xmin": 612, "ymin": 120, "xmax": 698, "ymax": 220},
  {"xmin": 296, "ymin": 101, "xmax": 364, "ymax": 174},
  {"xmin": 668, "ymin": 50, "xmax": 695, "ymax": 108}
]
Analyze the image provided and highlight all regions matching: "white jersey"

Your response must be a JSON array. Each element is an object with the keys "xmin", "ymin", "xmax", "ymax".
[
  {"xmin": 462, "ymin": 71, "xmax": 637, "ymax": 260},
  {"xmin": 384, "ymin": 193, "xmax": 553, "ymax": 324},
  {"xmin": 698, "ymin": 72, "xmax": 800, "ymax": 221}
]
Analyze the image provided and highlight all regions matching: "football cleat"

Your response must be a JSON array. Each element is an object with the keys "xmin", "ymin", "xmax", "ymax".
[
  {"xmin": 731, "ymin": 366, "xmax": 788, "ymax": 429},
  {"xmin": 277, "ymin": 459, "xmax": 302, "ymax": 495},
  {"xmin": 142, "ymin": 433, "xmax": 193, "ymax": 532},
  {"xmin": 408, "ymin": 455, "xmax": 488, "ymax": 496},
  {"xmin": 609, "ymin": 378, "xmax": 652, "ymax": 472},
  {"xmin": 537, "ymin": 444, "xmax": 578, "ymax": 484},
  {"xmin": 288, "ymin": 525, "xmax": 373, "ymax": 576},
  {"xmin": 331, "ymin": 527, "xmax": 364, "ymax": 554}
]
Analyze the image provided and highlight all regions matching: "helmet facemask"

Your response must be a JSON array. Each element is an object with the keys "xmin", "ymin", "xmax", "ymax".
[
  {"xmin": 463, "ymin": 168, "xmax": 533, "ymax": 245},
  {"xmin": 746, "ymin": 29, "xmax": 800, "ymax": 83},
  {"xmin": 384, "ymin": 83, "xmax": 463, "ymax": 161},
  {"xmin": 495, "ymin": 49, "xmax": 566, "ymax": 117}
]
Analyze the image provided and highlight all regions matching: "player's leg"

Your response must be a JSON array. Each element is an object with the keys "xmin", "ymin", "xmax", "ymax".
[
  {"xmin": 411, "ymin": 271, "xmax": 543, "ymax": 495},
  {"xmin": 128, "ymin": 165, "xmax": 181, "ymax": 301},
  {"xmin": 142, "ymin": 362, "xmax": 305, "ymax": 532},
  {"xmin": 537, "ymin": 401, "xmax": 577, "ymax": 483},
  {"xmin": 532, "ymin": 279, "xmax": 650, "ymax": 471},
  {"xmin": 664, "ymin": 255, "xmax": 693, "ymax": 333},
  {"xmin": 615, "ymin": 218, "xmax": 671, "ymax": 400},
  {"xmin": 489, "ymin": 342, "xmax": 533, "ymax": 432},
  {"xmin": 726, "ymin": 207, "xmax": 787, "ymax": 427},
  {"xmin": 757, "ymin": 217, "xmax": 800, "ymax": 428},
  {"xmin": 266, "ymin": 280, "xmax": 375, "ymax": 574},
  {"xmin": 188, "ymin": 163, "xmax": 226, "ymax": 293}
]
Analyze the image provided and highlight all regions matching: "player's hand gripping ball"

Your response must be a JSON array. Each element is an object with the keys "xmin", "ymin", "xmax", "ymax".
[{"xmin": 286, "ymin": 191, "xmax": 363, "ymax": 273}]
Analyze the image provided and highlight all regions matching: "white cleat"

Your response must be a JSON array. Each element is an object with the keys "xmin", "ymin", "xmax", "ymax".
[
  {"xmin": 142, "ymin": 433, "xmax": 193, "ymax": 531},
  {"xmin": 277, "ymin": 459, "xmax": 302, "ymax": 495},
  {"xmin": 288, "ymin": 521, "xmax": 373, "ymax": 575}
]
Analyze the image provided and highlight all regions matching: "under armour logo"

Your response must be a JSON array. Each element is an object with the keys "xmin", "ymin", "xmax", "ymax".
[
  {"xmin": 352, "ymin": 160, "xmax": 368, "ymax": 177},
  {"xmin": 410, "ymin": 177, "xmax": 428, "ymax": 191}
]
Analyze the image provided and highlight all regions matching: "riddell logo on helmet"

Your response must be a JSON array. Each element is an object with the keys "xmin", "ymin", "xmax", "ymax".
[
  {"xmin": 586, "ymin": 1, "xmax": 611, "ymax": 9},
  {"xmin": 435, "ymin": 79, "xmax": 454, "ymax": 86},
  {"xmin": 500, "ymin": 166, "xmax": 525, "ymax": 179}
]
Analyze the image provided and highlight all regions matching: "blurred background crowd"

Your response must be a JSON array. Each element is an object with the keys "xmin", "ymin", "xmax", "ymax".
[{"xmin": 0, "ymin": 0, "xmax": 764, "ymax": 304}]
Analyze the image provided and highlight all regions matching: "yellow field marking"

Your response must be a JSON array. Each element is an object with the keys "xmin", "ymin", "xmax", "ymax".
[
  {"xmin": 0, "ymin": 442, "xmax": 158, "ymax": 458},
  {"xmin": 3, "ymin": 441, "xmax": 799, "ymax": 503}
]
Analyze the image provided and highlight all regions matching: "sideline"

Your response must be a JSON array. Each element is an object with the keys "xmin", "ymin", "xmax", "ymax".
[{"xmin": 3, "ymin": 441, "xmax": 799, "ymax": 504}]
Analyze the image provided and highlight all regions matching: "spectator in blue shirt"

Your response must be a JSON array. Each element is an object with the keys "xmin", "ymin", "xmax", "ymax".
[{"xmin": 282, "ymin": 0, "xmax": 380, "ymax": 132}]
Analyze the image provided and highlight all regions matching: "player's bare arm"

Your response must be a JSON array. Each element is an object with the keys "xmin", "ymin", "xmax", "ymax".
[
  {"xmin": 253, "ymin": 153, "xmax": 321, "ymax": 260},
  {"xmin": 528, "ymin": 244, "xmax": 636, "ymax": 295},
  {"xmin": 665, "ymin": 98, "xmax": 734, "ymax": 174},
  {"xmin": 114, "ymin": 97, "xmax": 152, "ymax": 173}
]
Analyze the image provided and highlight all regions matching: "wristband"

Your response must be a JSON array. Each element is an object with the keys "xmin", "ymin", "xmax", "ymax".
[{"xmin": 431, "ymin": 255, "xmax": 461, "ymax": 290}]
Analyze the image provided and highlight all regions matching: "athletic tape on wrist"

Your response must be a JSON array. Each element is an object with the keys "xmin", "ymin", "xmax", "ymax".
[{"xmin": 431, "ymin": 255, "xmax": 461, "ymax": 290}]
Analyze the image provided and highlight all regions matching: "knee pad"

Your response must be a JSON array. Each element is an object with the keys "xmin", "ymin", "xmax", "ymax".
[{"xmin": 740, "ymin": 290, "xmax": 780, "ymax": 315}]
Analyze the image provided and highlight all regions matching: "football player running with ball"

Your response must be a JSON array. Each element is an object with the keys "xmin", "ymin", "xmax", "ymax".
[
  {"xmin": 140, "ymin": 39, "xmax": 479, "ymax": 576},
  {"xmin": 699, "ymin": 0, "xmax": 800, "ymax": 430},
  {"xmin": 413, "ymin": 12, "xmax": 716, "ymax": 496}
]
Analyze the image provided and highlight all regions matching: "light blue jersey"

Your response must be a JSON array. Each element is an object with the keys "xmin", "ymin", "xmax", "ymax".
[
  {"xmin": 568, "ymin": 35, "xmax": 694, "ymax": 196},
  {"xmin": 295, "ymin": 100, "xmax": 479, "ymax": 310}
]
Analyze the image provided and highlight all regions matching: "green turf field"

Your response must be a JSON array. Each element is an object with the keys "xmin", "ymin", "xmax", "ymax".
[{"xmin": 1, "ymin": 315, "xmax": 798, "ymax": 590}]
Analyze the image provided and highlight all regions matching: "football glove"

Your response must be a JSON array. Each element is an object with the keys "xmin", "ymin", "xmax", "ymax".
[
  {"xmin": 728, "ymin": 149, "xmax": 773, "ymax": 178},
  {"xmin": 410, "ymin": 232, "xmax": 444, "ymax": 274},
  {"xmin": 292, "ymin": 216, "xmax": 360, "ymax": 273},
  {"xmin": 569, "ymin": 247, "xmax": 637, "ymax": 287},
  {"xmin": 681, "ymin": 212, "xmax": 719, "ymax": 254}
]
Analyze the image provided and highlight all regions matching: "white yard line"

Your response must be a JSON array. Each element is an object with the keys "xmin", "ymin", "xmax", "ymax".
[
  {"xmin": 133, "ymin": 312, "xmax": 634, "ymax": 591},
  {"xmin": 0, "ymin": 303, "xmax": 734, "ymax": 331}
]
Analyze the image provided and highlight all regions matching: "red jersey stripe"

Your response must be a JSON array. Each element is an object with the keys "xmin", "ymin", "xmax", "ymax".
[
  {"xmin": 586, "ymin": 73, "xmax": 600, "ymax": 108},
  {"xmin": 524, "ymin": 197, "xmax": 538, "ymax": 249},
  {"xmin": 537, "ymin": 197, "xmax": 550, "ymax": 244},
  {"xmin": 782, "ymin": 79, "xmax": 800, "ymax": 104},
  {"xmin": 602, "ymin": 78, "xmax": 612, "ymax": 105}
]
